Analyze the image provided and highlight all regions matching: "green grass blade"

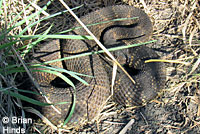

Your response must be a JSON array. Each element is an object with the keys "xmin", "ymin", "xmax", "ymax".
[
  {"xmin": 63, "ymin": 93, "xmax": 76, "ymax": 126},
  {"xmin": 42, "ymin": 40, "xmax": 157, "ymax": 65},
  {"xmin": 10, "ymin": 88, "xmax": 41, "ymax": 95},
  {"xmin": 22, "ymin": 5, "xmax": 83, "ymax": 34},
  {"xmin": 14, "ymin": 1, "xmax": 51, "ymax": 29},
  {"xmin": 1, "ymin": 40, "xmax": 156, "ymax": 75},
  {"xmin": 1, "ymin": 88, "xmax": 70, "ymax": 106},
  {"xmin": 0, "ymin": 40, "xmax": 19, "ymax": 50},
  {"xmin": 31, "ymin": 65, "xmax": 89, "ymax": 86},
  {"xmin": 0, "ymin": 0, "xmax": 3, "ymax": 15},
  {"xmin": 0, "ymin": 65, "xmax": 90, "ymax": 86},
  {"xmin": 14, "ymin": 34, "xmax": 93, "ymax": 40},
  {"xmin": 32, "ymin": 69, "xmax": 75, "ymax": 89},
  {"xmin": 18, "ymin": 4, "xmax": 83, "ymax": 36},
  {"xmin": 59, "ymin": 17, "xmax": 138, "ymax": 34},
  {"xmin": 20, "ymin": 24, "xmax": 53, "ymax": 57},
  {"xmin": 7, "ymin": 4, "xmax": 31, "ymax": 27},
  {"xmin": 1, "ymin": 89, "xmax": 51, "ymax": 106}
]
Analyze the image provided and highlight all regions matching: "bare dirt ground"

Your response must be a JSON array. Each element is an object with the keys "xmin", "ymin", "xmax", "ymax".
[{"xmin": 1, "ymin": 0, "xmax": 200, "ymax": 134}]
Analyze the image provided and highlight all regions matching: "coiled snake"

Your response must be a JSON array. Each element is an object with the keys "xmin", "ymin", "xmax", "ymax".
[{"xmin": 32, "ymin": 5, "xmax": 165, "ymax": 127}]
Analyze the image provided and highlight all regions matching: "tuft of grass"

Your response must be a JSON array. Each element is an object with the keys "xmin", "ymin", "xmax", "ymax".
[{"xmin": 0, "ymin": 0, "xmax": 83, "ymax": 132}]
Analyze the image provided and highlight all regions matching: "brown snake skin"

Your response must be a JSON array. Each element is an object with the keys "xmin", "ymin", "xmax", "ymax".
[{"xmin": 32, "ymin": 5, "xmax": 166, "ymax": 127}]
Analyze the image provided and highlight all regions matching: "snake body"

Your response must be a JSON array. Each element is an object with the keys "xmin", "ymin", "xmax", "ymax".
[{"xmin": 32, "ymin": 5, "xmax": 165, "ymax": 127}]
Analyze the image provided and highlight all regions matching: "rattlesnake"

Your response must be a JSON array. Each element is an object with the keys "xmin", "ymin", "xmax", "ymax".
[{"xmin": 32, "ymin": 5, "xmax": 165, "ymax": 127}]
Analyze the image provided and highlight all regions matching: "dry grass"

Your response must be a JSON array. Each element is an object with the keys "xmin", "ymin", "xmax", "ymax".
[
  {"xmin": 125, "ymin": 0, "xmax": 200, "ymax": 133},
  {"xmin": 0, "ymin": 0, "xmax": 199, "ymax": 133}
]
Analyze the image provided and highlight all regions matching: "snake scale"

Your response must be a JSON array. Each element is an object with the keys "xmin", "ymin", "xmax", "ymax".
[{"xmin": 32, "ymin": 5, "xmax": 166, "ymax": 127}]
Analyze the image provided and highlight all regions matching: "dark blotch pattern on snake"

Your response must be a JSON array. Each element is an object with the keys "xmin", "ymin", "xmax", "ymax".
[{"xmin": 32, "ymin": 5, "xmax": 166, "ymax": 127}]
